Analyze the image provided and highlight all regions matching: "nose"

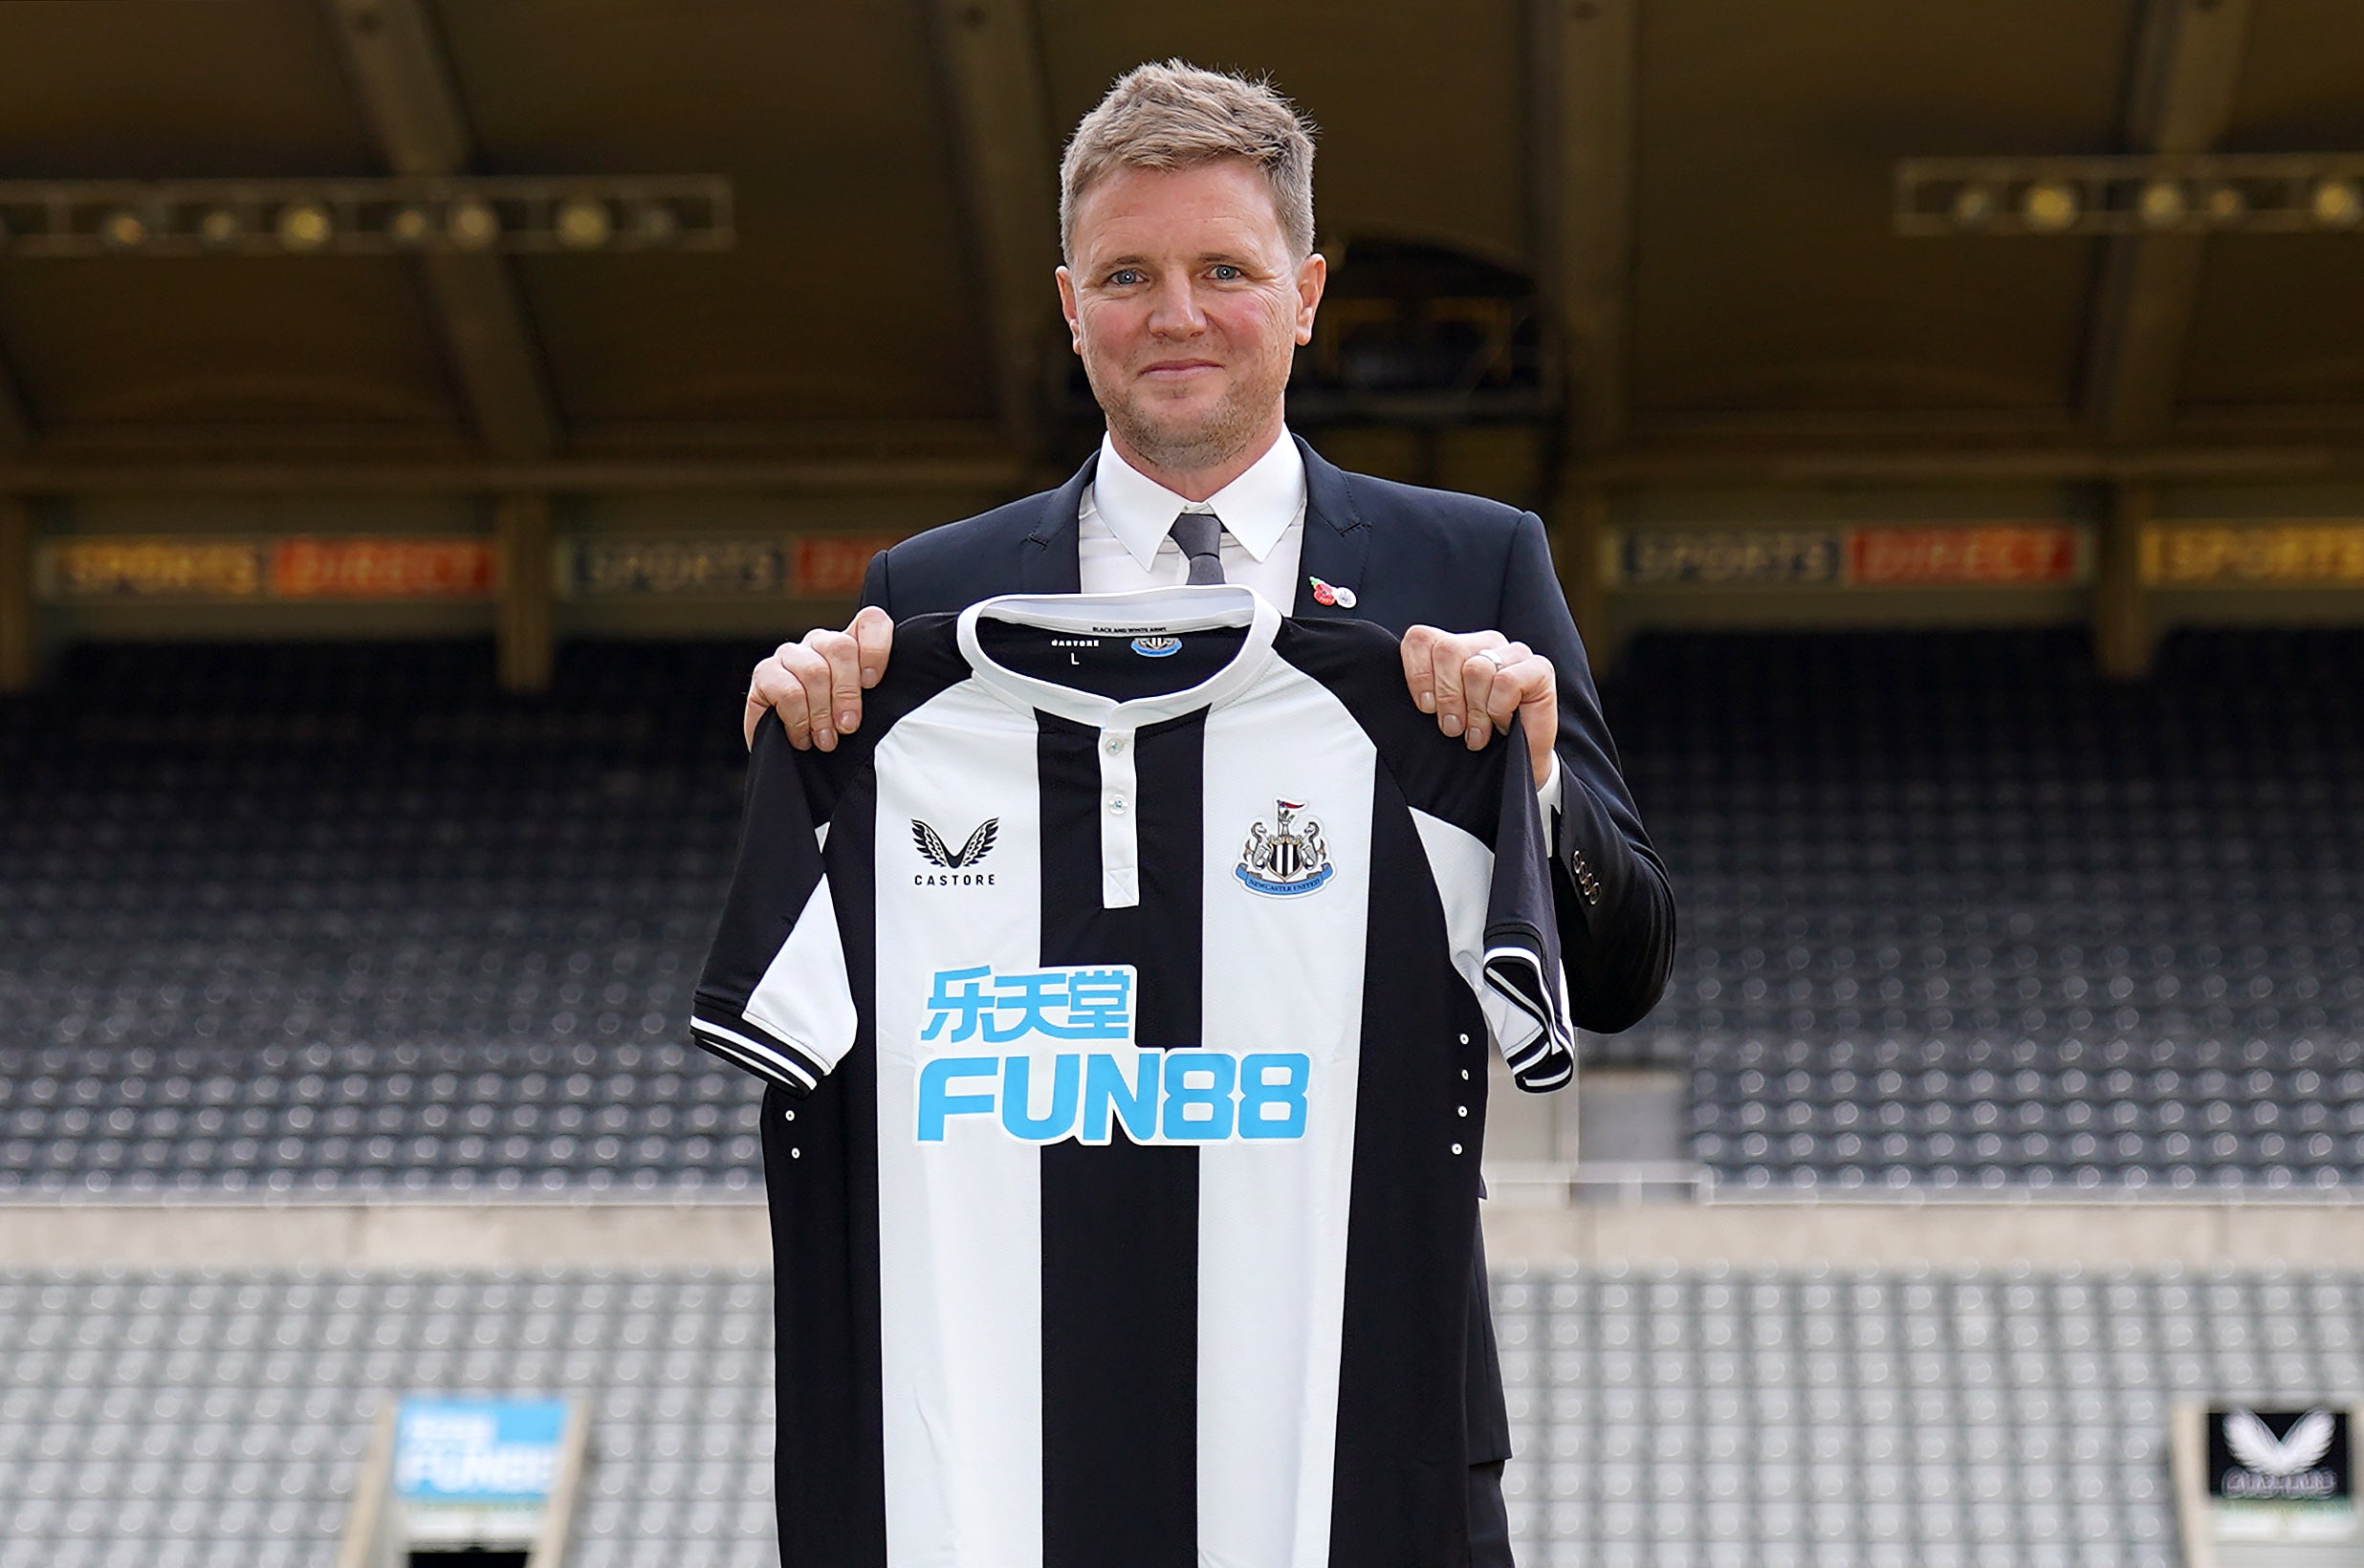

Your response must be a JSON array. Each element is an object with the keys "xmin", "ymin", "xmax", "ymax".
[{"xmin": 1144, "ymin": 272, "xmax": 1206, "ymax": 338}]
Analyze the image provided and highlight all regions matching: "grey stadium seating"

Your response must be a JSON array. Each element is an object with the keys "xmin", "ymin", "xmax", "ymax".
[
  {"xmin": 1493, "ymin": 1260, "xmax": 2364, "ymax": 1567},
  {"xmin": 0, "ymin": 641, "xmax": 765, "ymax": 1197},
  {"xmin": 0, "ymin": 1266, "xmax": 777, "ymax": 1568},
  {"xmin": 0, "ymin": 1262, "xmax": 2357, "ymax": 1565},
  {"xmin": 1605, "ymin": 627, "xmax": 2363, "ymax": 1193},
  {"xmin": 2, "ymin": 628, "xmax": 2357, "ymax": 1192}
]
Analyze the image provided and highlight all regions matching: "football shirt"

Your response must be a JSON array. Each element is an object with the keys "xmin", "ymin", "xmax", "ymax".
[{"xmin": 693, "ymin": 584, "xmax": 1572, "ymax": 1568}]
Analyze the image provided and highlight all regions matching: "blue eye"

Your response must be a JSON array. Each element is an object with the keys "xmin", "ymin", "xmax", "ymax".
[
  {"xmin": 1108, "ymin": 269, "xmax": 1143, "ymax": 286},
  {"xmin": 1211, "ymin": 265, "xmax": 1242, "ymax": 281}
]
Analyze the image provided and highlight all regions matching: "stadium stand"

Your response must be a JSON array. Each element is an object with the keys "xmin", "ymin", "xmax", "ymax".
[
  {"xmin": 1491, "ymin": 1260, "xmax": 2364, "ymax": 1567},
  {"xmin": 4, "ymin": 627, "xmax": 2358, "ymax": 1196},
  {"xmin": 5, "ymin": 628, "xmax": 2357, "ymax": 1564},
  {"xmin": 1606, "ymin": 627, "xmax": 2364, "ymax": 1194},
  {"xmin": 0, "ymin": 1266, "xmax": 775, "ymax": 1568},
  {"xmin": 0, "ymin": 1260, "xmax": 2355, "ymax": 1565},
  {"xmin": 0, "ymin": 640, "xmax": 764, "ymax": 1198}
]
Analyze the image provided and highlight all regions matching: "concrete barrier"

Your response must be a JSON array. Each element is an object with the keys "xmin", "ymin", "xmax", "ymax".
[{"xmin": 3, "ymin": 1194, "xmax": 2359, "ymax": 1271}]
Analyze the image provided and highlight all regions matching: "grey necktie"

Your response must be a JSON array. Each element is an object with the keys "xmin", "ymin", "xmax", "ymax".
[{"xmin": 1168, "ymin": 510, "xmax": 1227, "ymax": 585}]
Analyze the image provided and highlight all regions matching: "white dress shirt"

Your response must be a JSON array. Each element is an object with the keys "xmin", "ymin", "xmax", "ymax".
[
  {"xmin": 1077, "ymin": 427, "xmax": 1307, "ymax": 604},
  {"xmin": 1074, "ymin": 426, "xmax": 1565, "ymax": 815}
]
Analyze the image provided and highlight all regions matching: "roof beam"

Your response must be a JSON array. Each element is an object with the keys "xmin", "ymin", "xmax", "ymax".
[
  {"xmin": 1587, "ymin": 441, "xmax": 2364, "ymax": 485},
  {"xmin": 0, "ymin": 453, "xmax": 1027, "ymax": 493},
  {"xmin": 8, "ymin": 442, "xmax": 2361, "ymax": 492},
  {"xmin": 1529, "ymin": 0, "xmax": 1640, "ymax": 456},
  {"xmin": 0, "ymin": 349, "xmax": 30, "ymax": 457},
  {"xmin": 2083, "ymin": 0, "xmax": 2253, "ymax": 446},
  {"xmin": 0, "ymin": 495, "xmax": 33, "ymax": 691},
  {"xmin": 923, "ymin": 0, "xmax": 1059, "ymax": 462},
  {"xmin": 321, "ymin": 0, "xmax": 561, "ymax": 459}
]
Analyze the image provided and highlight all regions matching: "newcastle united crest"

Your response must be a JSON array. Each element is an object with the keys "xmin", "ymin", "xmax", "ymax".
[{"xmin": 1237, "ymin": 798, "xmax": 1333, "ymax": 897}]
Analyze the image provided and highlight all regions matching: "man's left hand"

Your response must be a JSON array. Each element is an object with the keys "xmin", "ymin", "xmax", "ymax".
[{"xmin": 1401, "ymin": 625, "xmax": 1558, "ymax": 790}]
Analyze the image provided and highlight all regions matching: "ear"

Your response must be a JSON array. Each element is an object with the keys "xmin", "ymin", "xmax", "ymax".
[
  {"xmin": 1293, "ymin": 251, "xmax": 1326, "ymax": 346},
  {"xmin": 1055, "ymin": 265, "xmax": 1084, "ymax": 354}
]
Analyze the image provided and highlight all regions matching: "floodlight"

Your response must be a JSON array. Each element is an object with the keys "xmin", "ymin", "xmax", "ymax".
[
  {"xmin": 275, "ymin": 202, "xmax": 333, "ymax": 250},
  {"xmin": 387, "ymin": 205, "xmax": 433, "ymax": 245},
  {"xmin": 447, "ymin": 199, "xmax": 499, "ymax": 250},
  {"xmin": 2022, "ymin": 181, "xmax": 2078, "ymax": 231},
  {"xmin": 633, "ymin": 202, "xmax": 679, "ymax": 243},
  {"xmin": 2136, "ymin": 181, "xmax": 2186, "ymax": 228},
  {"xmin": 1950, "ymin": 185, "xmax": 1997, "ymax": 226},
  {"xmin": 554, "ymin": 197, "xmax": 613, "ymax": 249},
  {"xmin": 100, "ymin": 208, "xmax": 148, "ymax": 248},
  {"xmin": 0, "ymin": 174, "xmax": 732, "ymax": 255},
  {"xmin": 2311, "ymin": 176, "xmax": 2362, "ymax": 228}
]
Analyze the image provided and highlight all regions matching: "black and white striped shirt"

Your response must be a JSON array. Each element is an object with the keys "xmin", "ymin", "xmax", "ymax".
[{"xmin": 694, "ymin": 585, "xmax": 1571, "ymax": 1568}]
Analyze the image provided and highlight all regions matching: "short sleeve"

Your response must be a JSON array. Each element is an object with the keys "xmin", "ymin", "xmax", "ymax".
[
  {"xmin": 1407, "ymin": 720, "xmax": 1576, "ymax": 1093},
  {"xmin": 1475, "ymin": 721, "xmax": 1576, "ymax": 1090},
  {"xmin": 690, "ymin": 716, "xmax": 858, "ymax": 1095}
]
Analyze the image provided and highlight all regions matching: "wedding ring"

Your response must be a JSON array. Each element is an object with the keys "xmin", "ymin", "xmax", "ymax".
[{"xmin": 1477, "ymin": 647, "xmax": 1510, "ymax": 669}]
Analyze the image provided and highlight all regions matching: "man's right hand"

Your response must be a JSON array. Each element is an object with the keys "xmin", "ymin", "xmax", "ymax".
[{"xmin": 745, "ymin": 605, "xmax": 896, "ymax": 751}]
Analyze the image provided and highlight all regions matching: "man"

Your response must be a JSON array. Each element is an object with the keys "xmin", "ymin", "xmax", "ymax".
[{"xmin": 743, "ymin": 60, "xmax": 1674, "ymax": 1566}]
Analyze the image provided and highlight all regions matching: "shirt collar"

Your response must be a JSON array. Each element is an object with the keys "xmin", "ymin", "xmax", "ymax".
[
  {"xmin": 1090, "ymin": 426, "xmax": 1305, "ymax": 573},
  {"xmin": 956, "ymin": 585, "xmax": 1281, "ymax": 729}
]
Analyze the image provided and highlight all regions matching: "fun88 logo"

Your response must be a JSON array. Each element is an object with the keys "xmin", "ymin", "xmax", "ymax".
[{"xmin": 915, "ymin": 965, "xmax": 1311, "ymax": 1143}]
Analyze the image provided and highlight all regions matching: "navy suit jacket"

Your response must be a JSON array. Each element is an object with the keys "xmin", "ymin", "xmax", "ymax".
[{"xmin": 859, "ymin": 433, "xmax": 1678, "ymax": 1460}]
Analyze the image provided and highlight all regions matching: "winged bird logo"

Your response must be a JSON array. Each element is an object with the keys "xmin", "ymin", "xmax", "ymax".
[
  {"xmin": 912, "ymin": 817, "xmax": 999, "ymax": 870},
  {"xmin": 2224, "ymin": 1408, "xmax": 2337, "ymax": 1476}
]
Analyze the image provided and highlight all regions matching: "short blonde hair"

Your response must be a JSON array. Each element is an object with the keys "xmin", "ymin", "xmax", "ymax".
[{"xmin": 1059, "ymin": 60, "xmax": 1318, "ymax": 263}]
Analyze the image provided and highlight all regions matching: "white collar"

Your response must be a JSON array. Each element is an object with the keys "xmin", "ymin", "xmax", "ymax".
[
  {"xmin": 955, "ymin": 586, "xmax": 1280, "ymax": 730},
  {"xmin": 1090, "ymin": 427, "xmax": 1305, "ymax": 573}
]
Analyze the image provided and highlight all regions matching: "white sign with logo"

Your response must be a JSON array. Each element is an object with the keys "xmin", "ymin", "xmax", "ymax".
[{"xmin": 2177, "ymin": 1402, "xmax": 2364, "ymax": 1568}]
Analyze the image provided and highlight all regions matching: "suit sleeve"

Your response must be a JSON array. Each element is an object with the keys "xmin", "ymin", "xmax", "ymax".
[
  {"xmin": 690, "ymin": 715, "xmax": 857, "ymax": 1095},
  {"xmin": 1499, "ymin": 512, "xmax": 1677, "ymax": 1034},
  {"xmin": 860, "ymin": 546, "xmax": 892, "ymax": 614}
]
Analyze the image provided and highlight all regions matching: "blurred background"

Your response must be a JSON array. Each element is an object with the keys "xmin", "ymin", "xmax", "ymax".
[{"xmin": 2, "ymin": 1, "xmax": 2363, "ymax": 1565}]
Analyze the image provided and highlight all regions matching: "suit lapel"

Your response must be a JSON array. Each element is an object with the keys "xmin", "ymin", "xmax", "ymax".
[
  {"xmin": 1024, "ymin": 436, "xmax": 1368, "ymax": 611},
  {"xmin": 1291, "ymin": 433, "xmax": 1373, "ymax": 620},
  {"xmin": 1020, "ymin": 449, "xmax": 1093, "ymax": 595}
]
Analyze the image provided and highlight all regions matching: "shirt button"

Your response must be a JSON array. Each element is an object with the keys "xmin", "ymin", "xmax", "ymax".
[
  {"xmin": 1108, "ymin": 795, "xmax": 1129, "ymax": 817},
  {"xmin": 1458, "ymin": 1033, "xmax": 1471, "ymax": 1045},
  {"xmin": 1457, "ymin": 1105, "xmax": 1469, "ymax": 1118},
  {"xmin": 1105, "ymin": 735, "xmax": 1127, "ymax": 754},
  {"xmin": 1451, "ymin": 1143, "xmax": 1464, "ymax": 1156}
]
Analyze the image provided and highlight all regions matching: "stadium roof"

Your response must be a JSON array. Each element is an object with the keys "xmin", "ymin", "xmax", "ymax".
[{"xmin": 0, "ymin": 0, "xmax": 2359, "ymax": 492}]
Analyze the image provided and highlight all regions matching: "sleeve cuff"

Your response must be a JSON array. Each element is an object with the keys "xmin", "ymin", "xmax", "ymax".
[
  {"xmin": 1480, "ymin": 927, "xmax": 1577, "ymax": 1093},
  {"xmin": 690, "ymin": 995, "xmax": 828, "ymax": 1096},
  {"xmin": 1537, "ymin": 754, "xmax": 1564, "ymax": 843}
]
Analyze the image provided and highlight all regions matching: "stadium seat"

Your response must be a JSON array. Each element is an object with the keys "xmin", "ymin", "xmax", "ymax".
[
  {"xmin": 4, "ymin": 627, "xmax": 2357, "ymax": 1195},
  {"xmin": 1601, "ymin": 628, "xmax": 2363, "ymax": 1191}
]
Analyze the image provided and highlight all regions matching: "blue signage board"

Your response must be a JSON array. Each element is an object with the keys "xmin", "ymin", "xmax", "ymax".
[{"xmin": 393, "ymin": 1397, "xmax": 570, "ymax": 1504}]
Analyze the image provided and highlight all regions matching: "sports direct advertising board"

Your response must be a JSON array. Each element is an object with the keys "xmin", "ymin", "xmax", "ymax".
[
  {"xmin": 37, "ymin": 536, "xmax": 496, "ymax": 599},
  {"xmin": 1613, "ymin": 524, "xmax": 2088, "ymax": 588}
]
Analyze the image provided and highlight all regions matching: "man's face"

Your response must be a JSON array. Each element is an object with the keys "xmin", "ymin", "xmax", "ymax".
[{"xmin": 1057, "ymin": 159, "xmax": 1324, "ymax": 477}]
